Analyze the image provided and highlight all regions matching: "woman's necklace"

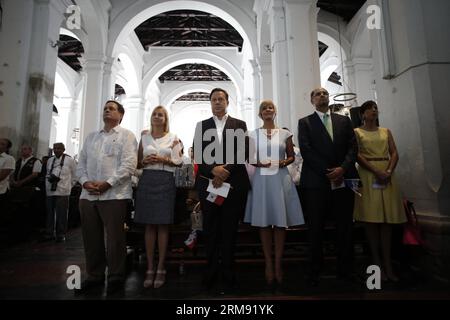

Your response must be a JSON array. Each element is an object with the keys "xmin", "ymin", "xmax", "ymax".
[{"xmin": 262, "ymin": 127, "xmax": 277, "ymax": 139}]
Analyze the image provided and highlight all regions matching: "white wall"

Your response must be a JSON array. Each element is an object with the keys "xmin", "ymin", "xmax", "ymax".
[{"xmin": 0, "ymin": 0, "xmax": 35, "ymax": 156}]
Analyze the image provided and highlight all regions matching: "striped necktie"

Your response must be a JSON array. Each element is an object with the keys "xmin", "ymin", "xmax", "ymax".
[{"xmin": 323, "ymin": 113, "xmax": 333, "ymax": 140}]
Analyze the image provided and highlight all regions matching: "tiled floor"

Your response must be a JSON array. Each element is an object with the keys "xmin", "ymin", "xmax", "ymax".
[{"xmin": 0, "ymin": 227, "xmax": 449, "ymax": 301}]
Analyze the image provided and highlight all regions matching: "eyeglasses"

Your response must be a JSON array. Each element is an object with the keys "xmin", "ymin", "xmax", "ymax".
[{"xmin": 313, "ymin": 91, "xmax": 329, "ymax": 97}]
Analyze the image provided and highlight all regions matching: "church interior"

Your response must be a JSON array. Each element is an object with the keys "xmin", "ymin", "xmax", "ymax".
[{"xmin": 0, "ymin": 0, "xmax": 449, "ymax": 302}]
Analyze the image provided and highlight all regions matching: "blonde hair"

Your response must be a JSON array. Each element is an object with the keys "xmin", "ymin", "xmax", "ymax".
[
  {"xmin": 150, "ymin": 105, "xmax": 170, "ymax": 133},
  {"xmin": 258, "ymin": 100, "xmax": 277, "ymax": 119}
]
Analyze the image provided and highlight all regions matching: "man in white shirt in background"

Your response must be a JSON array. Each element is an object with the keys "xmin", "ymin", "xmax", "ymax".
[
  {"xmin": 44, "ymin": 142, "xmax": 76, "ymax": 243},
  {"xmin": 9, "ymin": 144, "xmax": 42, "ymax": 239},
  {"xmin": 10, "ymin": 144, "xmax": 42, "ymax": 189},
  {"xmin": 0, "ymin": 138, "xmax": 15, "ymax": 217},
  {"xmin": 76, "ymin": 100, "xmax": 137, "ymax": 295}
]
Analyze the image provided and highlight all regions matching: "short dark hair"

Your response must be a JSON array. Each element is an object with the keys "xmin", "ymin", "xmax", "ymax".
[
  {"xmin": 105, "ymin": 100, "xmax": 125, "ymax": 123},
  {"xmin": 53, "ymin": 142, "xmax": 65, "ymax": 149},
  {"xmin": 105, "ymin": 100, "xmax": 125, "ymax": 115},
  {"xmin": 359, "ymin": 100, "xmax": 377, "ymax": 116},
  {"xmin": 3, "ymin": 139, "xmax": 12, "ymax": 150},
  {"xmin": 0, "ymin": 138, "xmax": 12, "ymax": 154},
  {"xmin": 209, "ymin": 88, "xmax": 229, "ymax": 102}
]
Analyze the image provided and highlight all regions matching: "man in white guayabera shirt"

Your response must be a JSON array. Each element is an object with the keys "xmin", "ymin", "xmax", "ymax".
[
  {"xmin": 76, "ymin": 100, "xmax": 137, "ymax": 295},
  {"xmin": 0, "ymin": 138, "xmax": 15, "ymax": 215},
  {"xmin": 44, "ymin": 142, "xmax": 77, "ymax": 243}
]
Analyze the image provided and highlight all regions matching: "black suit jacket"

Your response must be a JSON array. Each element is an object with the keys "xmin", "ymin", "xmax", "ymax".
[
  {"xmin": 193, "ymin": 116, "xmax": 250, "ymax": 198},
  {"xmin": 297, "ymin": 112, "xmax": 358, "ymax": 189}
]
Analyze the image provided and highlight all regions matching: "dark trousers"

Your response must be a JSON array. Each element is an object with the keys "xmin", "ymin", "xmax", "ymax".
[
  {"xmin": 45, "ymin": 196, "xmax": 69, "ymax": 238},
  {"xmin": 79, "ymin": 199, "xmax": 127, "ymax": 282},
  {"xmin": 0, "ymin": 193, "xmax": 7, "ymax": 225},
  {"xmin": 199, "ymin": 188, "xmax": 248, "ymax": 284},
  {"xmin": 301, "ymin": 187, "xmax": 355, "ymax": 277}
]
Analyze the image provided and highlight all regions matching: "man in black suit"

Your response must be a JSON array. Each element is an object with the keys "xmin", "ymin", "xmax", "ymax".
[
  {"xmin": 193, "ymin": 88, "xmax": 250, "ymax": 292},
  {"xmin": 298, "ymin": 87, "xmax": 358, "ymax": 286}
]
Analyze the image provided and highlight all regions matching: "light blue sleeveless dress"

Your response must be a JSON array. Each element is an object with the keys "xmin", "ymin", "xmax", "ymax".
[{"xmin": 244, "ymin": 128, "xmax": 305, "ymax": 227}]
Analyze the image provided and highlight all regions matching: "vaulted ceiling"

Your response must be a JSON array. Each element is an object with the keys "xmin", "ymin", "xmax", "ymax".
[
  {"xmin": 134, "ymin": 10, "xmax": 244, "ymax": 51},
  {"xmin": 57, "ymin": 35, "xmax": 84, "ymax": 72},
  {"xmin": 317, "ymin": 0, "xmax": 366, "ymax": 22},
  {"xmin": 57, "ymin": 1, "xmax": 365, "ymax": 96}
]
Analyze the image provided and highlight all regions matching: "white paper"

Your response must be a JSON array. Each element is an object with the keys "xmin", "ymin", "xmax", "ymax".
[
  {"xmin": 372, "ymin": 181, "xmax": 387, "ymax": 189},
  {"xmin": 206, "ymin": 193, "xmax": 218, "ymax": 203},
  {"xmin": 206, "ymin": 180, "xmax": 231, "ymax": 198},
  {"xmin": 331, "ymin": 181, "xmax": 345, "ymax": 190}
]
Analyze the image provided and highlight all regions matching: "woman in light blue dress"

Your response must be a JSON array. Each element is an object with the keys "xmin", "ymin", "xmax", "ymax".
[{"xmin": 244, "ymin": 100, "xmax": 305, "ymax": 287}]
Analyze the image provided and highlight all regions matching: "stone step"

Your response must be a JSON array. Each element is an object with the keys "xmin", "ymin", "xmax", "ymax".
[{"xmin": 125, "ymin": 219, "xmax": 368, "ymax": 263}]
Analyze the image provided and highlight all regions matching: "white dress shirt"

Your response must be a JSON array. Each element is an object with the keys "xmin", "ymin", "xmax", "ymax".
[
  {"xmin": 77, "ymin": 125, "xmax": 137, "ymax": 201},
  {"xmin": 45, "ymin": 154, "xmax": 77, "ymax": 196},
  {"xmin": 213, "ymin": 114, "xmax": 228, "ymax": 144},
  {"xmin": 0, "ymin": 152, "xmax": 15, "ymax": 194},
  {"xmin": 141, "ymin": 132, "xmax": 182, "ymax": 173}
]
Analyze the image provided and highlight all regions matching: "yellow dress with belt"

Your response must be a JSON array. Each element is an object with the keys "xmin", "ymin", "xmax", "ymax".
[{"xmin": 353, "ymin": 127, "xmax": 406, "ymax": 224}]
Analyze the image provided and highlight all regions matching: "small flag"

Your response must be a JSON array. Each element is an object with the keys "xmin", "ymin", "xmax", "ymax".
[
  {"xmin": 184, "ymin": 230, "xmax": 198, "ymax": 250},
  {"xmin": 344, "ymin": 179, "xmax": 362, "ymax": 197},
  {"xmin": 206, "ymin": 192, "xmax": 225, "ymax": 206}
]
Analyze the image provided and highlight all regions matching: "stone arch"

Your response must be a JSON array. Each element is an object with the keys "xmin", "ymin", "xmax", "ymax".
[
  {"xmin": 317, "ymin": 23, "xmax": 351, "ymax": 60},
  {"xmin": 117, "ymin": 52, "xmax": 140, "ymax": 96},
  {"xmin": 107, "ymin": 0, "xmax": 256, "ymax": 60},
  {"xmin": 318, "ymin": 26, "xmax": 351, "ymax": 94},
  {"xmin": 76, "ymin": 1, "xmax": 108, "ymax": 55},
  {"xmin": 161, "ymin": 83, "xmax": 215, "ymax": 109},
  {"xmin": 143, "ymin": 51, "xmax": 243, "ymax": 104}
]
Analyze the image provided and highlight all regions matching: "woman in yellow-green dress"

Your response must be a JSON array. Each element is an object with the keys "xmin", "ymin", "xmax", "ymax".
[{"xmin": 354, "ymin": 100, "xmax": 406, "ymax": 282}]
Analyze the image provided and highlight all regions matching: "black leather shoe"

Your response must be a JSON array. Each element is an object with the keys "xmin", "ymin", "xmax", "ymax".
[
  {"xmin": 56, "ymin": 236, "xmax": 66, "ymax": 243},
  {"xmin": 106, "ymin": 279, "xmax": 124, "ymax": 296},
  {"xmin": 307, "ymin": 275, "xmax": 319, "ymax": 287},
  {"xmin": 74, "ymin": 279, "xmax": 104, "ymax": 295},
  {"xmin": 202, "ymin": 273, "xmax": 218, "ymax": 291},
  {"xmin": 337, "ymin": 272, "xmax": 357, "ymax": 285}
]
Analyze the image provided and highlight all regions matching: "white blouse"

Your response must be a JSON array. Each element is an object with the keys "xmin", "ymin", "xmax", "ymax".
[{"xmin": 141, "ymin": 132, "xmax": 182, "ymax": 173}]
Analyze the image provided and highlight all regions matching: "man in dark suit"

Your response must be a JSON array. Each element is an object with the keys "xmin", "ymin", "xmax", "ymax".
[
  {"xmin": 298, "ymin": 87, "xmax": 358, "ymax": 286},
  {"xmin": 193, "ymin": 88, "xmax": 250, "ymax": 292}
]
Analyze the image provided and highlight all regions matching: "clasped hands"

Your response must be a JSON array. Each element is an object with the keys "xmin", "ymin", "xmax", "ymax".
[
  {"xmin": 83, "ymin": 181, "xmax": 111, "ymax": 195},
  {"xmin": 256, "ymin": 159, "xmax": 287, "ymax": 168},
  {"xmin": 326, "ymin": 167, "xmax": 345, "ymax": 186},
  {"xmin": 211, "ymin": 165, "xmax": 230, "ymax": 188},
  {"xmin": 142, "ymin": 154, "xmax": 169, "ymax": 166},
  {"xmin": 141, "ymin": 141, "xmax": 179, "ymax": 166},
  {"xmin": 374, "ymin": 169, "xmax": 391, "ymax": 185}
]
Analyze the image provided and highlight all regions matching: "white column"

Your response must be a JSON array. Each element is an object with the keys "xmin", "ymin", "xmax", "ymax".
[
  {"xmin": 21, "ymin": 0, "xmax": 64, "ymax": 157},
  {"xmin": 268, "ymin": 1, "xmax": 291, "ymax": 129},
  {"xmin": 64, "ymin": 99, "xmax": 80, "ymax": 157},
  {"xmin": 241, "ymin": 101, "xmax": 256, "ymax": 131},
  {"xmin": 0, "ymin": 0, "xmax": 34, "ymax": 154},
  {"xmin": 345, "ymin": 58, "xmax": 375, "ymax": 106},
  {"xmin": 284, "ymin": 0, "xmax": 321, "ymax": 131},
  {"xmin": 102, "ymin": 57, "xmax": 118, "ymax": 103},
  {"xmin": 121, "ymin": 97, "xmax": 146, "ymax": 138},
  {"xmin": 79, "ymin": 54, "xmax": 106, "ymax": 143},
  {"xmin": 52, "ymin": 98, "xmax": 72, "ymax": 145},
  {"xmin": 259, "ymin": 58, "xmax": 274, "ymax": 101}
]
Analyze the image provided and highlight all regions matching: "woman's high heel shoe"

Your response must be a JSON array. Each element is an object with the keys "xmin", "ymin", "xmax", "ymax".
[
  {"xmin": 265, "ymin": 268, "xmax": 275, "ymax": 285},
  {"xmin": 154, "ymin": 270, "xmax": 167, "ymax": 289},
  {"xmin": 143, "ymin": 270, "xmax": 155, "ymax": 288}
]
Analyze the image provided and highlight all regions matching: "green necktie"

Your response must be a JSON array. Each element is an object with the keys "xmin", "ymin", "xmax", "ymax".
[{"xmin": 323, "ymin": 113, "xmax": 333, "ymax": 140}]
